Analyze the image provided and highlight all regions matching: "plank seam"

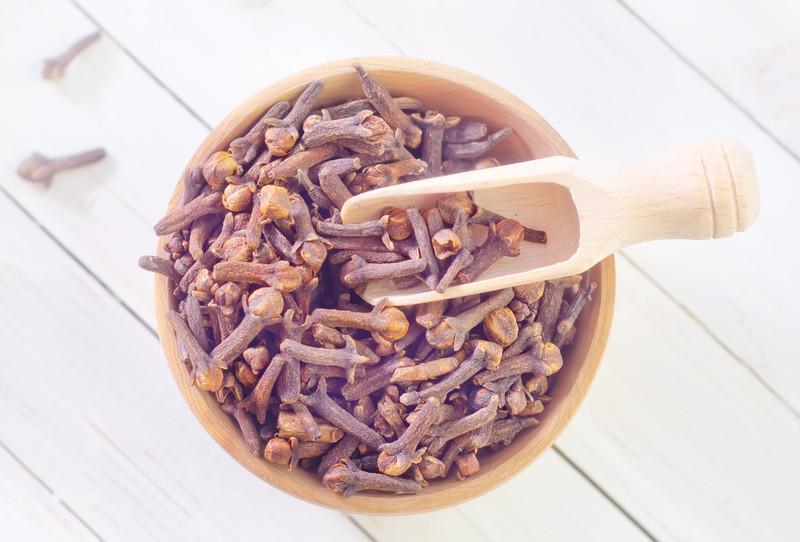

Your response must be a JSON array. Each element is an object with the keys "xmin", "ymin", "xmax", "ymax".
[
  {"xmin": 0, "ymin": 440, "xmax": 104, "ymax": 541},
  {"xmin": 553, "ymin": 446, "xmax": 658, "ymax": 541},
  {"xmin": 65, "ymin": 0, "xmax": 212, "ymax": 132},
  {"xmin": 0, "ymin": 184, "xmax": 158, "ymax": 341},
  {"xmin": 620, "ymin": 251, "xmax": 800, "ymax": 421},
  {"xmin": 341, "ymin": 0, "xmax": 408, "ymax": 56},
  {"xmin": 616, "ymin": 0, "xmax": 800, "ymax": 164},
  {"xmin": 59, "ymin": 500, "xmax": 106, "ymax": 542}
]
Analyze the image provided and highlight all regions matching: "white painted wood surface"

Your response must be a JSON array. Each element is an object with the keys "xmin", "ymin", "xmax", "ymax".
[{"xmin": 2, "ymin": 0, "xmax": 797, "ymax": 540}]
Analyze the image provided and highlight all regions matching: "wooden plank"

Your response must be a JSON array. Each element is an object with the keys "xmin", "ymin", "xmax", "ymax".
[
  {"xmin": 0, "ymin": 0, "xmax": 209, "ymax": 328},
  {"xmin": 0, "ymin": 195, "xmax": 368, "ymax": 542},
  {"xmin": 69, "ymin": 0, "xmax": 399, "ymax": 125},
  {"xmin": 0, "ymin": 444, "xmax": 98, "ymax": 542},
  {"xmin": 559, "ymin": 258, "xmax": 800, "ymax": 540},
  {"xmin": 621, "ymin": 0, "xmax": 800, "ymax": 157},
  {"xmin": 354, "ymin": 448, "xmax": 650, "ymax": 542}
]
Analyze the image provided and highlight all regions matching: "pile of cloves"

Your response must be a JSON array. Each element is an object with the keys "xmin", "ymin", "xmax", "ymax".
[{"xmin": 141, "ymin": 64, "xmax": 596, "ymax": 497}]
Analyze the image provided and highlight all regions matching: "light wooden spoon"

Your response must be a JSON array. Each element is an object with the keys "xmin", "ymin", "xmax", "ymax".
[{"xmin": 341, "ymin": 138, "xmax": 759, "ymax": 306}]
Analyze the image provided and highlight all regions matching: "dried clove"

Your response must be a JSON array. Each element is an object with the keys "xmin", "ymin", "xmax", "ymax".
[
  {"xmin": 154, "ymin": 191, "xmax": 226, "ymax": 236},
  {"xmin": 400, "ymin": 341, "xmax": 502, "ymax": 406},
  {"xmin": 415, "ymin": 300, "xmax": 447, "ymax": 330},
  {"xmin": 443, "ymin": 119, "xmax": 488, "ymax": 143},
  {"xmin": 318, "ymin": 167, "xmax": 353, "ymax": 210},
  {"xmin": 323, "ymin": 459, "xmax": 421, "ymax": 497},
  {"xmin": 314, "ymin": 217, "xmax": 385, "ymax": 238},
  {"xmin": 166, "ymin": 310, "xmax": 225, "ymax": 391},
  {"xmin": 264, "ymin": 80, "xmax": 324, "ymax": 156},
  {"xmin": 289, "ymin": 194, "xmax": 331, "ymax": 272},
  {"xmin": 457, "ymin": 219, "xmax": 524, "ymax": 284},
  {"xmin": 354, "ymin": 64, "xmax": 422, "ymax": 149},
  {"xmin": 42, "ymin": 31, "xmax": 101, "ymax": 79},
  {"xmin": 18, "ymin": 148, "xmax": 106, "ymax": 187},
  {"xmin": 378, "ymin": 396, "xmax": 443, "ymax": 475},
  {"xmin": 276, "ymin": 410, "xmax": 342, "ymax": 443},
  {"xmin": 412, "ymin": 111, "xmax": 459, "ymax": 176},
  {"xmin": 268, "ymin": 143, "xmax": 338, "ymax": 181},
  {"xmin": 390, "ymin": 356, "xmax": 459, "ymax": 383},
  {"xmin": 444, "ymin": 126, "xmax": 512, "ymax": 160},
  {"xmin": 482, "ymin": 307, "xmax": 519, "ymax": 347},
  {"xmin": 340, "ymin": 256, "xmax": 427, "ymax": 290},
  {"xmin": 473, "ymin": 341, "xmax": 562, "ymax": 386},
  {"xmin": 221, "ymin": 404, "xmax": 262, "ymax": 456},
  {"xmin": 553, "ymin": 282, "xmax": 596, "ymax": 347},
  {"xmin": 280, "ymin": 335, "xmax": 370, "ymax": 384},
  {"xmin": 238, "ymin": 354, "xmax": 286, "ymax": 423},
  {"xmin": 405, "ymin": 207, "xmax": 439, "ymax": 290},
  {"xmin": 210, "ymin": 288, "xmax": 284, "ymax": 367},
  {"xmin": 362, "ymin": 159, "xmax": 428, "ymax": 188},
  {"xmin": 203, "ymin": 151, "xmax": 242, "ymax": 187},
  {"xmin": 229, "ymin": 100, "xmax": 291, "ymax": 165},
  {"xmin": 427, "ymin": 288, "xmax": 514, "ymax": 350},
  {"xmin": 212, "ymin": 261, "xmax": 302, "ymax": 292},
  {"xmin": 537, "ymin": 276, "xmax": 583, "ymax": 343},
  {"xmin": 138, "ymin": 255, "xmax": 183, "ymax": 285},
  {"xmin": 311, "ymin": 299, "xmax": 409, "ymax": 344},
  {"xmin": 340, "ymin": 356, "xmax": 414, "ymax": 402},
  {"xmin": 428, "ymin": 395, "xmax": 499, "ymax": 454},
  {"xmin": 300, "ymin": 378, "xmax": 385, "ymax": 450}
]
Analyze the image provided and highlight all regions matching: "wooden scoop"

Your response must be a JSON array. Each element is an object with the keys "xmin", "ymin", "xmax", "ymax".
[{"xmin": 340, "ymin": 138, "xmax": 759, "ymax": 306}]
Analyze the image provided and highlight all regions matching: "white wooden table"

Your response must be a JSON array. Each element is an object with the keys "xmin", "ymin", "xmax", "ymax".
[{"xmin": 2, "ymin": 1, "xmax": 798, "ymax": 540}]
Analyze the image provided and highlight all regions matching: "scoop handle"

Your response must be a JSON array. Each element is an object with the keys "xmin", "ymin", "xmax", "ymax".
[{"xmin": 590, "ymin": 139, "xmax": 760, "ymax": 248}]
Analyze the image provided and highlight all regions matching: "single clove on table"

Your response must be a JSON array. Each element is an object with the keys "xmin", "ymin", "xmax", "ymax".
[{"xmin": 140, "ymin": 64, "xmax": 597, "ymax": 498}]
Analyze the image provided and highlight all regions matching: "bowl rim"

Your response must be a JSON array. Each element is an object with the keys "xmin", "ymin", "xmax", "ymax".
[{"xmin": 153, "ymin": 56, "xmax": 615, "ymax": 514}]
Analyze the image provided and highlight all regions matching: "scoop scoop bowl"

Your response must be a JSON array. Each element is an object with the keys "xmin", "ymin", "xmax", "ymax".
[{"xmin": 341, "ymin": 138, "xmax": 759, "ymax": 306}]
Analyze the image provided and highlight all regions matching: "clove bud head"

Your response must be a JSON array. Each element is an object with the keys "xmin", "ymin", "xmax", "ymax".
[
  {"xmin": 437, "ymin": 194, "xmax": 476, "ymax": 224},
  {"xmin": 540, "ymin": 342, "xmax": 563, "ymax": 375},
  {"xmin": 494, "ymin": 219, "xmax": 524, "ymax": 256},
  {"xmin": 374, "ymin": 306, "xmax": 409, "ymax": 341},
  {"xmin": 223, "ymin": 183, "xmax": 254, "ymax": 211},
  {"xmin": 265, "ymin": 125, "xmax": 299, "ymax": 156},
  {"xmin": 203, "ymin": 151, "xmax": 242, "ymax": 187},
  {"xmin": 382, "ymin": 208, "xmax": 413, "ymax": 240},
  {"xmin": 482, "ymin": 307, "xmax": 519, "ymax": 347},
  {"xmin": 417, "ymin": 454, "xmax": 447, "ymax": 480},
  {"xmin": 248, "ymin": 287, "xmax": 284, "ymax": 319},
  {"xmin": 513, "ymin": 281, "xmax": 545, "ymax": 304},
  {"xmin": 377, "ymin": 448, "xmax": 424, "ymax": 477},
  {"xmin": 222, "ymin": 236, "xmax": 253, "ymax": 262},
  {"xmin": 322, "ymin": 460, "xmax": 359, "ymax": 497},
  {"xmin": 264, "ymin": 437, "xmax": 292, "ymax": 465},
  {"xmin": 431, "ymin": 229, "xmax": 461, "ymax": 259},
  {"xmin": 194, "ymin": 364, "xmax": 224, "ymax": 391},
  {"xmin": 258, "ymin": 185, "xmax": 291, "ymax": 223},
  {"xmin": 471, "ymin": 339, "xmax": 503, "ymax": 367}
]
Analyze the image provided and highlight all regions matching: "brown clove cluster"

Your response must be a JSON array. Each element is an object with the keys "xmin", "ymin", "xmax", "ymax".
[{"xmin": 140, "ymin": 65, "xmax": 595, "ymax": 498}]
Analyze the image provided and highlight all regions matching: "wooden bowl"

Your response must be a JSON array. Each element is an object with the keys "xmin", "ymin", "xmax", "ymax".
[{"xmin": 153, "ymin": 57, "xmax": 615, "ymax": 514}]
